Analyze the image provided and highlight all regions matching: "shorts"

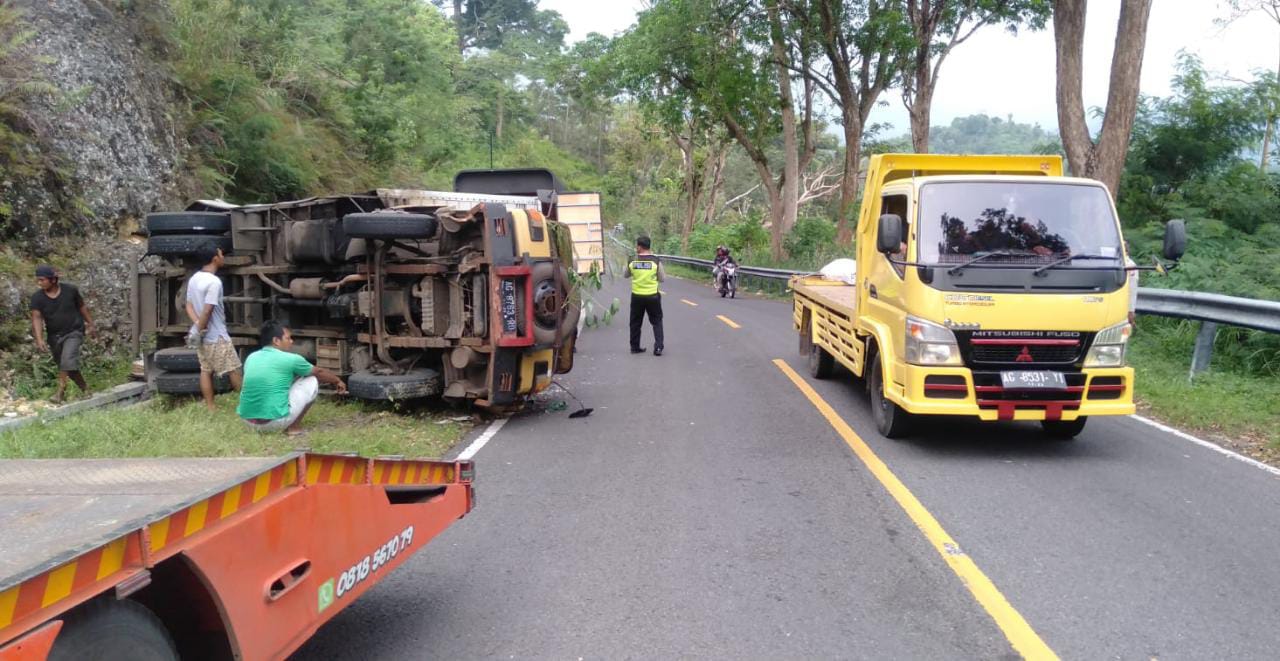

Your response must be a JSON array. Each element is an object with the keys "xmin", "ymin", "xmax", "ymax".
[
  {"xmin": 50, "ymin": 331, "xmax": 83, "ymax": 372},
  {"xmin": 197, "ymin": 339, "xmax": 242, "ymax": 376},
  {"xmin": 243, "ymin": 377, "xmax": 318, "ymax": 433}
]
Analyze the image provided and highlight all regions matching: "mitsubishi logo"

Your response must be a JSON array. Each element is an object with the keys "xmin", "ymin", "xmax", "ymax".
[{"xmin": 1015, "ymin": 346, "xmax": 1034, "ymax": 363}]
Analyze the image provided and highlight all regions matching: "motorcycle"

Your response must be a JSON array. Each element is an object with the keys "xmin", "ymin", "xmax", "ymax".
[{"xmin": 715, "ymin": 262, "xmax": 739, "ymax": 298}]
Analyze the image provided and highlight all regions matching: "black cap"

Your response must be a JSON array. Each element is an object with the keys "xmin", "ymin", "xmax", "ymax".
[{"xmin": 35, "ymin": 265, "xmax": 55, "ymax": 279}]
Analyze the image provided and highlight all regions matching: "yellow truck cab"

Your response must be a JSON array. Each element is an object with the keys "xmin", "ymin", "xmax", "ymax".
[{"xmin": 792, "ymin": 154, "xmax": 1185, "ymax": 439}]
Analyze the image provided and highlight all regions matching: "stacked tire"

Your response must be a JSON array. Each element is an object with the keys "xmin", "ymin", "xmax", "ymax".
[
  {"xmin": 145, "ymin": 212, "xmax": 233, "ymax": 259},
  {"xmin": 152, "ymin": 347, "xmax": 230, "ymax": 395}
]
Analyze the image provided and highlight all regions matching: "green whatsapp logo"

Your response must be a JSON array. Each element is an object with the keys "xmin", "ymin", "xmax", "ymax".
[{"xmin": 318, "ymin": 578, "xmax": 336, "ymax": 613}]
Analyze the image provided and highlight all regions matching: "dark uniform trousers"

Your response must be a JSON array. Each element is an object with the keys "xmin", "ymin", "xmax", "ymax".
[{"xmin": 630, "ymin": 294, "xmax": 664, "ymax": 351}]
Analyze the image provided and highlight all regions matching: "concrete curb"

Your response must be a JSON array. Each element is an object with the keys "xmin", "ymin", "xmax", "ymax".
[{"xmin": 0, "ymin": 382, "xmax": 151, "ymax": 434}]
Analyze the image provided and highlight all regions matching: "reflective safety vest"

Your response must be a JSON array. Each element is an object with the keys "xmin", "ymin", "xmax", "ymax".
[{"xmin": 629, "ymin": 257, "xmax": 660, "ymax": 296}]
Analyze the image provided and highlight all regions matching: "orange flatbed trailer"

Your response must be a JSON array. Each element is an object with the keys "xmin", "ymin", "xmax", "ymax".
[{"xmin": 0, "ymin": 453, "xmax": 473, "ymax": 660}]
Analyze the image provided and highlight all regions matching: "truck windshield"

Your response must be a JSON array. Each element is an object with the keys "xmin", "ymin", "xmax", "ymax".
[{"xmin": 918, "ymin": 182, "xmax": 1122, "ymax": 266}]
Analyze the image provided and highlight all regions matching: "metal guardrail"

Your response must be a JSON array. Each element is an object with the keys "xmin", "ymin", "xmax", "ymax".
[
  {"xmin": 652, "ymin": 252, "xmax": 1279, "ymax": 378},
  {"xmin": 656, "ymin": 254, "xmax": 800, "ymax": 281},
  {"xmin": 1136, "ymin": 288, "xmax": 1280, "ymax": 334}
]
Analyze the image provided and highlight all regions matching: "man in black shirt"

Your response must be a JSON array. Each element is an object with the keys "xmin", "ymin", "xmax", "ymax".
[{"xmin": 29, "ymin": 265, "xmax": 96, "ymax": 403}]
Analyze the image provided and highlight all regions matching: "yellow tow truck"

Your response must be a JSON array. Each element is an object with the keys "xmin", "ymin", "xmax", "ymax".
[{"xmin": 792, "ymin": 154, "xmax": 1185, "ymax": 438}]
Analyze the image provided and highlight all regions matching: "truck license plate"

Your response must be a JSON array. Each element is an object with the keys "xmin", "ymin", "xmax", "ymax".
[
  {"xmin": 500, "ymin": 280, "xmax": 518, "ymax": 333},
  {"xmin": 1000, "ymin": 371, "xmax": 1067, "ymax": 390}
]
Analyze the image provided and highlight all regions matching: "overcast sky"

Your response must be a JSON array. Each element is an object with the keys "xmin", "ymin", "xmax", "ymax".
[{"xmin": 539, "ymin": 0, "xmax": 1280, "ymax": 135}]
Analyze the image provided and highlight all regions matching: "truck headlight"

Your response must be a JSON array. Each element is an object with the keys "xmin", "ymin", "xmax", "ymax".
[
  {"xmin": 1085, "ymin": 321, "xmax": 1132, "ymax": 367},
  {"xmin": 905, "ymin": 316, "xmax": 962, "ymax": 366}
]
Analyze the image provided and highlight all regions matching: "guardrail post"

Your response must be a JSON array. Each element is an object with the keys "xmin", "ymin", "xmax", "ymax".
[{"xmin": 1189, "ymin": 321, "xmax": 1218, "ymax": 380}]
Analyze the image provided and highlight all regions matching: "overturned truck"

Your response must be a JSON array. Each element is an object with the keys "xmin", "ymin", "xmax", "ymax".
[{"xmin": 133, "ymin": 169, "xmax": 597, "ymax": 410}]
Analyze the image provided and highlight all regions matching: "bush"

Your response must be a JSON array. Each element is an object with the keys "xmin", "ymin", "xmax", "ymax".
[{"xmin": 785, "ymin": 216, "xmax": 836, "ymax": 258}]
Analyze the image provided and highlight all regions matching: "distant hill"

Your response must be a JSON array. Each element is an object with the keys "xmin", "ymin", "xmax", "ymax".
[{"xmin": 910, "ymin": 114, "xmax": 1061, "ymax": 155}]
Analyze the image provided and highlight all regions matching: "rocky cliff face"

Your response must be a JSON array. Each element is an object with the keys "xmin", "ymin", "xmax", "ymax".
[{"xmin": 1, "ymin": 0, "xmax": 191, "ymax": 356}]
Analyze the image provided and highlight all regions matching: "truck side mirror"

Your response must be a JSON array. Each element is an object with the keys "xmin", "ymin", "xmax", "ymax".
[
  {"xmin": 1162, "ymin": 219, "xmax": 1187, "ymax": 261},
  {"xmin": 877, "ymin": 214, "xmax": 903, "ymax": 254}
]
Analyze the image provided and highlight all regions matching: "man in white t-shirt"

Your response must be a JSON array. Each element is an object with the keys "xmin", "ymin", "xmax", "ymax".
[{"xmin": 185, "ymin": 240, "xmax": 243, "ymax": 411}]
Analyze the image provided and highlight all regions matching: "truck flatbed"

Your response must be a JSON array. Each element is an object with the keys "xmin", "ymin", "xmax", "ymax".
[
  {"xmin": 793, "ymin": 276, "xmax": 858, "ymax": 316},
  {"xmin": 0, "ymin": 457, "xmax": 288, "ymax": 591},
  {"xmin": 1, "ymin": 452, "xmax": 474, "ymax": 660}
]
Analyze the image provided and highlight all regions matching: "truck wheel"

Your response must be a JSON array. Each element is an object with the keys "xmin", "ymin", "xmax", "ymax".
[
  {"xmin": 808, "ymin": 343, "xmax": 835, "ymax": 379},
  {"xmin": 531, "ymin": 261, "xmax": 566, "ymax": 347},
  {"xmin": 342, "ymin": 212, "xmax": 437, "ymax": 240},
  {"xmin": 155, "ymin": 370, "xmax": 231, "ymax": 395},
  {"xmin": 153, "ymin": 348, "xmax": 200, "ymax": 373},
  {"xmin": 49, "ymin": 599, "xmax": 178, "ymax": 661},
  {"xmin": 348, "ymin": 369, "xmax": 442, "ymax": 401},
  {"xmin": 148, "ymin": 234, "xmax": 233, "ymax": 258},
  {"xmin": 145, "ymin": 211, "xmax": 231, "ymax": 235},
  {"xmin": 1041, "ymin": 417, "xmax": 1087, "ymax": 439},
  {"xmin": 869, "ymin": 357, "xmax": 912, "ymax": 439}
]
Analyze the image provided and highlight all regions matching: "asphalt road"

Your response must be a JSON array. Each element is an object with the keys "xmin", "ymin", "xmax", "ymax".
[{"xmin": 296, "ymin": 273, "xmax": 1280, "ymax": 660}]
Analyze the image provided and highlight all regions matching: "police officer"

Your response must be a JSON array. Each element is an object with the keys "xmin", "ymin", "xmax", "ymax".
[{"xmin": 626, "ymin": 236, "xmax": 665, "ymax": 356}]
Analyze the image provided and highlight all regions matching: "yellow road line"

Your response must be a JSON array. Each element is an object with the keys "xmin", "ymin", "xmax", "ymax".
[
  {"xmin": 716, "ymin": 315, "xmax": 741, "ymax": 329},
  {"xmin": 681, "ymin": 299, "xmax": 699, "ymax": 307},
  {"xmin": 772, "ymin": 358, "xmax": 1057, "ymax": 661}
]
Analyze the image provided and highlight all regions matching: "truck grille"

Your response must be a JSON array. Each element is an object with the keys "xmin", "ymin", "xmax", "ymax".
[{"xmin": 956, "ymin": 330, "xmax": 1090, "ymax": 367}]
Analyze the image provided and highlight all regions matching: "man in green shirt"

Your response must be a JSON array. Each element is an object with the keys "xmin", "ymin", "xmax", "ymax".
[{"xmin": 237, "ymin": 321, "xmax": 346, "ymax": 435}]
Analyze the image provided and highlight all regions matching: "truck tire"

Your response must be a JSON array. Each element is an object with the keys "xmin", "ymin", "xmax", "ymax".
[
  {"xmin": 531, "ymin": 261, "xmax": 567, "ymax": 347},
  {"xmin": 153, "ymin": 348, "xmax": 200, "ymax": 373},
  {"xmin": 808, "ymin": 342, "xmax": 835, "ymax": 379},
  {"xmin": 868, "ymin": 355, "xmax": 912, "ymax": 439},
  {"xmin": 145, "ymin": 211, "xmax": 231, "ymax": 235},
  {"xmin": 348, "ymin": 369, "xmax": 441, "ymax": 401},
  {"xmin": 48, "ymin": 599, "xmax": 178, "ymax": 661},
  {"xmin": 342, "ymin": 212, "xmax": 437, "ymax": 240},
  {"xmin": 155, "ymin": 370, "xmax": 231, "ymax": 395},
  {"xmin": 148, "ymin": 234, "xmax": 233, "ymax": 258},
  {"xmin": 1041, "ymin": 417, "xmax": 1087, "ymax": 439}
]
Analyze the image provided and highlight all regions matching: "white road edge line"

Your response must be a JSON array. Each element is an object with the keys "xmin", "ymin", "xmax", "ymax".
[
  {"xmin": 457, "ymin": 417, "xmax": 509, "ymax": 460},
  {"xmin": 1130, "ymin": 414, "xmax": 1280, "ymax": 478}
]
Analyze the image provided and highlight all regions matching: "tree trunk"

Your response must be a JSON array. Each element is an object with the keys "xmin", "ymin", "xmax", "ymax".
[
  {"xmin": 748, "ymin": 157, "xmax": 786, "ymax": 261},
  {"xmin": 495, "ymin": 90, "xmax": 505, "ymax": 141},
  {"xmin": 702, "ymin": 145, "xmax": 728, "ymax": 224},
  {"xmin": 909, "ymin": 76, "xmax": 935, "ymax": 153},
  {"xmin": 1054, "ymin": 0, "xmax": 1153, "ymax": 196},
  {"xmin": 1262, "ymin": 118, "xmax": 1273, "ymax": 172},
  {"xmin": 767, "ymin": 0, "xmax": 801, "ymax": 241},
  {"xmin": 1265, "ymin": 47, "xmax": 1279, "ymax": 172},
  {"xmin": 835, "ymin": 104, "xmax": 861, "ymax": 244},
  {"xmin": 675, "ymin": 132, "xmax": 702, "ymax": 254},
  {"xmin": 454, "ymin": 0, "xmax": 464, "ymax": 53}
]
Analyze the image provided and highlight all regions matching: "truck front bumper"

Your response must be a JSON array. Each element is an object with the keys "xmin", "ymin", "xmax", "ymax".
[{"xmin": 891, "ymin": 364, "xmax": 1135, "ymax": 421}]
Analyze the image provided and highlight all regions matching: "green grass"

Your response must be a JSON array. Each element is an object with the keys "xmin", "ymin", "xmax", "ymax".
[
  {"xmin": 1129, "ymin": 323, "xmax": 1280, "ymax": 448},
  {"xmin": 0, "ymin": 393, "xmax": 473, "ymax": 459},
  {"xmin": 3, "ymin": 345, "xmax": 134, "ymax": 400}
]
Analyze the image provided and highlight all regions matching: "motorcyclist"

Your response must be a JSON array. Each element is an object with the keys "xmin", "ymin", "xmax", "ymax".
[{"xmin": 713, "ymin": 246, "xmax": 737, "ymax": 289}]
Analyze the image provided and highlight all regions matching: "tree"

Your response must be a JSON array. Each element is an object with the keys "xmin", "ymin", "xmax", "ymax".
[
  {"xmin": 431, "ymin": 0, "xmax": 567, "ymax": 55},
  {"xmin": 615, "ymin": 0, "xmax": 820, "ymax": 260},
  {"xmin": 1219, "ymin": 1, "xmax": 1280, "ymax": 170},
  {"xmin": 900, "ymin": 0, "xmax": 1050, "ymax": 152},
  {"xmin": 1126, "ymin": 55, "xmax": 1262, "ymax": 191},
  {"xmin": 670, "ymin": 120, "xmax": 731, "ymax": 252},
  {"xmin": 1054, "ymin": 0, "xmax": 1153, "ymax": 197},
  {"xmin": 797, "ymin": 0, "xmax": 912, "ymax": 243}
]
